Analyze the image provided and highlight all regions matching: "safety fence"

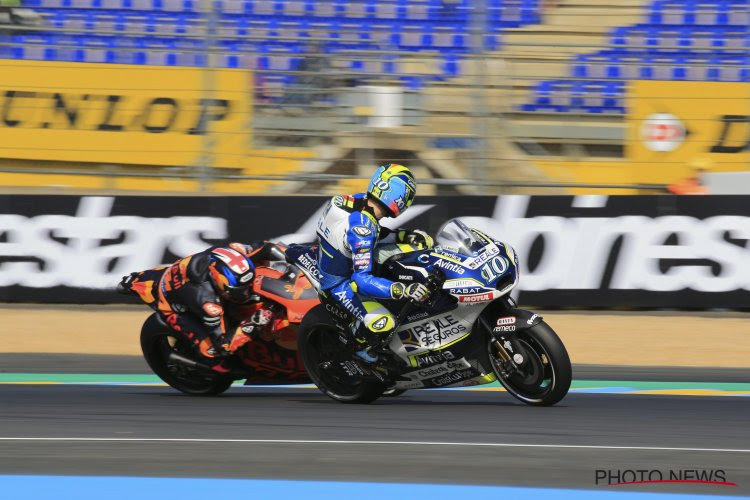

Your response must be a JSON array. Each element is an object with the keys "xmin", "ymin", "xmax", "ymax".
[{"xmin": 1, "ymin": 194, "xmax": 748, "ymax": 308}]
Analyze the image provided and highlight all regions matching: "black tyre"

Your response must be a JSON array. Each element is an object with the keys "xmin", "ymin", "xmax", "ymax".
[
  {"xmin": 298, "ymin": 305, "xmax": 384, "ymax": 404},
  {"xmin": 140, "ymin": 314, "xmax": 233, "ymax": 396},
  {"xmin": 383, "ymin": 389, "xmax": 407, "ymax": 397},
  {"xmin": 488, "ymin": 321, "xmax": 571, "ymax": 406}
]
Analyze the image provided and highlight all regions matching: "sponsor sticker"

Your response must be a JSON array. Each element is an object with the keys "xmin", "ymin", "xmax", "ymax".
[
  {"xmin": 398, "ymin": 314, "xmax": 470, "ymax": 352},
  {"xmin": 371, "ymin": 316, "xmax": 389, "ymax": 331},
  {"xmin": 241, "ymin": 324, "xmax": 256, "ymax": 334},
  {"xmin": 458, "ymin": 292, "xmax": 494, "ymax": 303},
  {"xmin": 325, "ymin": 303, "xmax": 349, "ymax": 320},
  {"xmin": 411, "ymin": 350, "xmax": 455, "ymax": 368},
  {"xmin": 403, "ymin": 357, "xmax": 472, "ymax": 381},
  {"xmin": 497, "ymin": 316, "xmax": 516, "ymax": 326},
  {"xmin": 494, "ymin": 325, "xmax": 516, "ymax": 332},
  {"xmin": 527, "ymin": 314, "xmax": 540, "ymax": 325},
  {"xmin": 431, "ymin": 368, "xmax": 476, "ymax": 387},
  {"xmin": 354, "ymin": 257, "xmax": 371, "ymax": 268},
  {"xmin": 434, "ymin": 259, "xmax": 465, "ymax": 275},
  {"xmin": 202, "ymin": 302, "xmax": 223, "ymax": 316},
  {"xmin": 405, "ymin": 311, "xmax": 429, "ymax": 322},
  {"xmin": 352, "ymin": 226, "xmax": 372, "ymax": 237}
]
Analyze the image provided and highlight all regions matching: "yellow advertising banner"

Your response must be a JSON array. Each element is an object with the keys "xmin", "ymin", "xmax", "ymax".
[
  {"xmin": 627, "ymin": 81, "xmax": 750, "ymax": 169},
  {"xmin": 0, "ymin": 61, "xmax": 251, "ymax": 167}
]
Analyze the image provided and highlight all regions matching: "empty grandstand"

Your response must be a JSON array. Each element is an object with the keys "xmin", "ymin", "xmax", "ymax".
[{"xmin": 0, "ymin": 0, "xmax": 747, "ymax": 194}]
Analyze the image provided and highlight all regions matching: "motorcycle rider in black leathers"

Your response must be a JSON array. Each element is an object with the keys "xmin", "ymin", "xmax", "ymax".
[{"xmin": 118, "ymin": 242, "xmax": 279, "ymax": 373}]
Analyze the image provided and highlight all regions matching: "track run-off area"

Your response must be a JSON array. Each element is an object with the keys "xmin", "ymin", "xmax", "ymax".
[
  {"xmin": 3, "ymin": 305, "xmax": 750, "ymax": 499},
  {"xmin": 1, "ymin": 366, "xmax": 750, "ymax": 499}
]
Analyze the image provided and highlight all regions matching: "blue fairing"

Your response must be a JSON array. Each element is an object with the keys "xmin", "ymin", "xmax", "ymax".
[{"xmin": 392, "ymin": 243, "xmax": 518, "ymax": 296}]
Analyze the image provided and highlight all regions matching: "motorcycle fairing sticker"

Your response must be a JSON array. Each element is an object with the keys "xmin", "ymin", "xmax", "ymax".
[
  {"xmin": 393, "ymin": 313, "xmax": 472, "ymax": 354},
  {"xmin": 400, "ymin": 357, "xmax": 472, "ymax": 382}
]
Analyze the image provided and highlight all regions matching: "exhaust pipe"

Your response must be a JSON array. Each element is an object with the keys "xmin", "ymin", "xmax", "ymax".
[{"xmin": 167, "ymin": 352, "xmax": 214, "ymax": 372}]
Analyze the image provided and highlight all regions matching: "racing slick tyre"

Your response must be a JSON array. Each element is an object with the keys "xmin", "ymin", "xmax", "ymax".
[
  {"xmin": 298, "ymin": 305, "xmax": 385, "ymax": 404},
  {"xmin": 382, "ymin": 389, "xmax": 407, "ymax": 397},
  {"xmin": 140, "ymin": 314, "xmax": 233, "ymax": 396},
  {"xmin": 488, "ymin": 321, "xmax": 571, "ymax": 406}
]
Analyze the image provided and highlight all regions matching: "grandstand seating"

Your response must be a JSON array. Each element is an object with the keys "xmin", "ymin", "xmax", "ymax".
[
  {"xmin": 3, "ymin": 0, "xmax": 747, "ymax": 114},
  {"xmin": 1, "ymin": 0, "xmax": 540, "ymax": 94},
  {"xmin": 521, "ymin": 0, "xmax": 750, "ymax": 114}
]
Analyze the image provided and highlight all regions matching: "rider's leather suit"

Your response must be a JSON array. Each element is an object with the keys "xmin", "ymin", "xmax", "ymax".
[{"xmin": 316, "ymin": 193, "xmax": 397, "ymax": 343}]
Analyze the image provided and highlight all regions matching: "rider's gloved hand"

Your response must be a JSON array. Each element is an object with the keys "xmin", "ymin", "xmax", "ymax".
[
  {"xmin": 250, "ymin": 309, "xmax": 273, "ymax": 326},
  {"xmin": 390, "ymin": 282, "xmax": 430, "ymax": 302},
  {"xmin": 397, "ymin": 229, "xmax": 434, "ymax": 249}
]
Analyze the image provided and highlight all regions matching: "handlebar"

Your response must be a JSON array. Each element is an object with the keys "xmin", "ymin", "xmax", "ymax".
[{"xmin": 395, "ymin": 268, "xmax": 445, "ymax": 325}]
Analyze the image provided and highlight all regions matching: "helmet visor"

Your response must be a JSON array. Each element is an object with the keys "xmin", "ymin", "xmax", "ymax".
[{"xmin": 222, "ymin": 283, "xmax": 253, "ymax": 303}]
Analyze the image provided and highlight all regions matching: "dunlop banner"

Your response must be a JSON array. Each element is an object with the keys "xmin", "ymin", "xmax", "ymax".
[
  {"xmin": 0, "ymin": 61, "xmax": 251, "ymax": 167},
  {"xmin": 627, "ymin": 81, "xmax": 750, "ymax": 168}
]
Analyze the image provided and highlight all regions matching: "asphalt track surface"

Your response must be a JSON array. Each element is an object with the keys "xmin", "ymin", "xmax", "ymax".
[{"xmin": 2, "ymin": 356, "xmax": 750, "ymax": 496}]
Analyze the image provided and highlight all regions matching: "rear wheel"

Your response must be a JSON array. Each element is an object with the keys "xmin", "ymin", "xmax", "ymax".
[
  {"xmin": 140, "ymin": 314, "xmax": 233, "ymax": 396},
  {"xmin": 488, "ymin": 322, "xmax": 571, "ymax": 406},
  {"xmin": 298, "ymin": 306, "xmax": 384, "ymax": 404}
]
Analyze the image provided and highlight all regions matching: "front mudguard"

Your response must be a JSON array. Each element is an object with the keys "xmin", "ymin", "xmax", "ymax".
[{"xmin": 473, "ymin": 300, "xmax": 543, "ymax": 339}]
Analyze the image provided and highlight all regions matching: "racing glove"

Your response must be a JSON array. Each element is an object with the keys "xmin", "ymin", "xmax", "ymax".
[
  {"xmin": 396, "ymin": 229, "xmax": 434, "ymax": 249},
  {"xmin": 250, "ymin": 309, "xmax": 274, "ymax": 326},
  {"xmin": 390, "ymin": 282, "xmax": 431, "ymax": 302}
]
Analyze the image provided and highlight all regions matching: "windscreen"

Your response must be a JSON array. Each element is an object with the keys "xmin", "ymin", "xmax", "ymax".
[{"xmin": 435, "ymin": 219, "xmax": 487, "ymax": 256}]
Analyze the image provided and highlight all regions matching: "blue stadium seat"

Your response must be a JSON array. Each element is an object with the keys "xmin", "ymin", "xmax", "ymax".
[{"xmin": 3, "ymin": 0, "xmax": 550, "ymax": 102}]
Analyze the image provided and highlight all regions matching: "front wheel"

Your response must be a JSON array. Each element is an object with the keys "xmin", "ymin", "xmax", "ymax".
[
  {"xmin": 488, "ymin": 322, "xmax": 571, "ymax": 406},
  {"xmin": 140, "ymin": 314, "xmax": 234, "ymax": 396},
  {"xmin": 298, "ymin": 306, "xmax": 384, "ymax": 404}
]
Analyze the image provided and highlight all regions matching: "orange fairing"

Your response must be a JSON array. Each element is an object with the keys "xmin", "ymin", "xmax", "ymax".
[
  {"xmin": 131, "ymin": 280, "xmax": 156, "ymax": 304},
  {"xmin": 253, "ymin": 266, "xmax": 319, "ymax": 323}
]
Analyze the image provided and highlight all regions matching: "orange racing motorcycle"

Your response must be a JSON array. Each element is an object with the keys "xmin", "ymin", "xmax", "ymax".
[{"xmin": 133, "ymin": 244, "xmax": 319, "ymax": 395}]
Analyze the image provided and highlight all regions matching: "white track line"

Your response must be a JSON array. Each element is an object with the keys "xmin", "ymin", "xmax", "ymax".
[{"xmin": 0, "ymin": 437, "xmax": 748, "ymax": 454}]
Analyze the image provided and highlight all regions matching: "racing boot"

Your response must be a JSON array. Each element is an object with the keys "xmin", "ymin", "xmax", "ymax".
[
  {"xmin": 218, "ymin": 325, "xmax": 255, "ymax": 356},
  {"xmin": 354, "ymin": 346, "xmax": 379, "ymax": 364},
  {"xmin": 351, "ymin": 323, "xmax": 380, "ymax": 364},
  {"xmin": 197, "ymin": 338, "xmax": 233, "ymax": 374}
]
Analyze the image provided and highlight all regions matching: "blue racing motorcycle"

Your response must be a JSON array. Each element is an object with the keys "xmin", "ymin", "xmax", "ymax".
[{"xmin": 288, "ymin": 218, "xmax": 572, "ymax": 406}]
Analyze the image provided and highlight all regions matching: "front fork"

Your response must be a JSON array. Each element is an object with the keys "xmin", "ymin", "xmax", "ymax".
[{"xmin": 478, "ymin": 315, "xmax": 527, "ymax": 378}]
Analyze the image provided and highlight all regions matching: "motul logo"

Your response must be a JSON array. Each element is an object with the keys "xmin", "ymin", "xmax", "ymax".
[{"xmin": 459, "ymin": 292, "xmax": 493, "ymax": 303}]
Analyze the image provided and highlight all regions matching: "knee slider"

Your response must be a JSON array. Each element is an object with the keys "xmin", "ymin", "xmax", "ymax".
[{"xmin": 362, "ymin": 302, "xmax": 395, "ymax": 334}]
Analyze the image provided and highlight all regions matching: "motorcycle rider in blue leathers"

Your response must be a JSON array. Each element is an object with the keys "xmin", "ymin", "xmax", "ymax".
[{"xmin": 316, "ymin": 164, "xmax": 434, "ymax": 363}]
